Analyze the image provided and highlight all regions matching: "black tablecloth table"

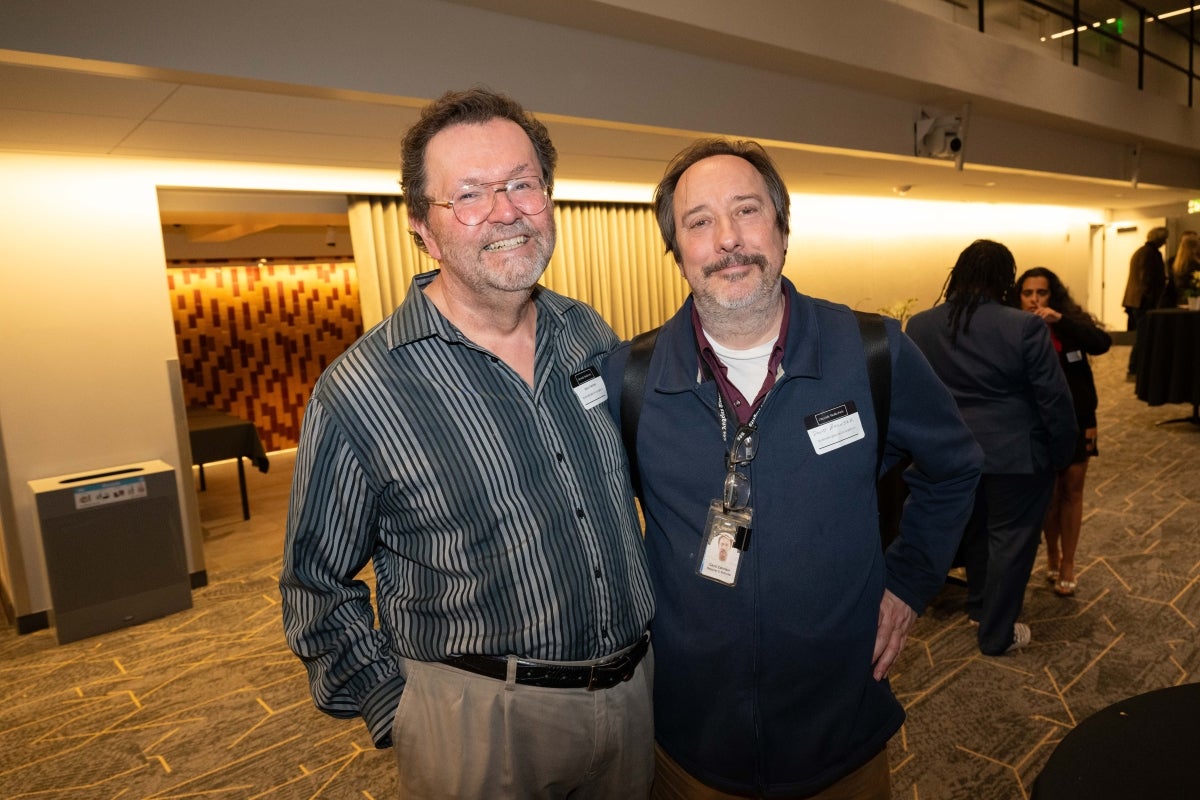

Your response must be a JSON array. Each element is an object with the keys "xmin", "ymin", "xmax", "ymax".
[
  {"xmin": 1134, "ymin": 308, "xmax": 1200, "ymax": 424},
  {"xmin": 1032, "ymin": 683, "xmax": 1200, "ymax": 799},
  {"xmin": 186, "ymin": 407, "xmax": 270, "ymax": 520}
]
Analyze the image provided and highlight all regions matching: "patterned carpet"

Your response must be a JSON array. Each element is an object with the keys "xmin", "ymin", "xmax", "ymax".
[
  {"xmin": 890, "ymin": 344, "xmax": 1200, "ymax": 799},
  {"xmin": 0, "ymin": 344, "xmax": 1195, "ymax": 799},
  {"xmin": 0, "ymin": 450, "xmax": 396, "ymax": 799}
]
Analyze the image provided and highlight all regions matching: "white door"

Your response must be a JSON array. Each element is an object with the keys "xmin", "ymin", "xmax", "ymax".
[{"xmin": 1093, "ymin": 220, "xmax": 1165, "ymax": 330}]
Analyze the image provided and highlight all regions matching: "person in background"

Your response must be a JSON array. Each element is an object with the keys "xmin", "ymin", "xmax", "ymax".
[
  {"xmin": 1171, "ymin": 230, "xmax": 1199, "ymax": 303},
  {"xmin": 907, "ymin": 240, "xmax": 1077, "ymax": 656},
  {"xmin": 1122, "ymin": 226, "xmax": 1170, "ymax": 375},
  {"xmin": 279, "ymin": 87, "xmax": 655, "ymax": 799},
  {"xmin": 606, "ymin": 137, "xmax": 982, "ymax": 799},
  {"xmin": 1012, "ymin": 267, "xmax": 1111, "ymax": 597}
]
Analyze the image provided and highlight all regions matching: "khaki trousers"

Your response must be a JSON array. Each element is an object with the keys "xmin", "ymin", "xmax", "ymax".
[
  {"xmin": 393, "ymin": 647, "xmax": 654, "ymax": 799},
  {"xmin": 652, "ymin": 744, "xmax": 890, "ymax": 800}
]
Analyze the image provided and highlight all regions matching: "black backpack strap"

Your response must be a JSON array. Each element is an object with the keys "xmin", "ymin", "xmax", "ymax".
[
  {"xmin": 854, "ymin": 311, "xmax": 890, "ymax": 477},
  {"xmin": 620, "ymin": 327, "xmax": 660, "ymax": 497}
]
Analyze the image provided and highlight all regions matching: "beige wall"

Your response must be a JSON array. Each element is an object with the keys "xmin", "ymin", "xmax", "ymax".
[
  {"xmin": 781, "ymin": 195, "xmax": 1099, "ymax": 321},
  {"xmin": 0, "ymin": 154, "xmax": 398, "ymax": 619},
  {"xmin": 0, "ymin": 154, "xmax": 183, "ymax": 615}
]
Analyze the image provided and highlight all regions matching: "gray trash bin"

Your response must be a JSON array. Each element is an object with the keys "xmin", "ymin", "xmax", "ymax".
[{"xmin": 29, "ymin": 459, "xmax": 193, "ymax": 644}]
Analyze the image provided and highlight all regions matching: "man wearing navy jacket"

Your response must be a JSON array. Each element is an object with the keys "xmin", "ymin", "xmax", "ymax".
[{"xmin": 605, "ymin": 138, "xmax": 982, "ymax": 799}]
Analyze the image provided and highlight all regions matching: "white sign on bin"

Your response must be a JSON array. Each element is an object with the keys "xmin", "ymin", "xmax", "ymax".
[{"xmin": 73, "ymin": 475, "xmax": 149, "ymax": 509}]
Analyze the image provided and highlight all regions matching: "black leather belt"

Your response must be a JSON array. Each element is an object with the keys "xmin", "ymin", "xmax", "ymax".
[{"xmin": 442, "ymin": 633, "xmax": 649, "ymax": 691}]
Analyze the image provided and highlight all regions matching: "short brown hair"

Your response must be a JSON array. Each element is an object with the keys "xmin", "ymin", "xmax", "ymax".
[
  {"xmin": 400, "ymin": 87, "xmax": 557, "ymax": 252},
  {"xmin": 653, "ymin": 138, "xmax": 790, "ymax": 262}
]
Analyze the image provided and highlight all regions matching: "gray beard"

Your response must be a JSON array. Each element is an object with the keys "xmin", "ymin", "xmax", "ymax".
[{"xmin": 693, "ymin": 259, "xmax": 782, "ymax": 343}]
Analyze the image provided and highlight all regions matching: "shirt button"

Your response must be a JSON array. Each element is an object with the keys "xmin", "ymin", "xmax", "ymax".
[
  {"xmin": 576, "ymin": 508, "xmax": 585, "ymax": 518},
  {"xmin": 556, "ymin": 452, "xmax": 564, "ymax": 462},
  {"xmin": 594, "ymin": 567, "xmax": 602, "ymax": 578}
]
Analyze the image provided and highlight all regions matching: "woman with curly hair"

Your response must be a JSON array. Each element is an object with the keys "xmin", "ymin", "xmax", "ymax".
[{"xmin": 1012, "ymin": 267, "xmax": 1111, "ymax": 597}]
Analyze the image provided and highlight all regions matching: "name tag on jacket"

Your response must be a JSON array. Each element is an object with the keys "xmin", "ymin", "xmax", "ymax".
[{"xmin": 804, "ymin": 401, "xmax": 866, "ymax": 454}]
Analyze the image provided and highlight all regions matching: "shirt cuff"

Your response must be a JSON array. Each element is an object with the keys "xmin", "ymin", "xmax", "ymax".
[{"xmin": 362, "ymin": 674, "xmax": 406, "ymax": 749}]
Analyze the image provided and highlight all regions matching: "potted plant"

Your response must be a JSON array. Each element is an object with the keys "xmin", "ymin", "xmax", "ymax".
[
  {"xmin": 1186, "ymin": 272, "xmax": 1200, "ymax": 311},
  {"xmin": 878, "ymin": 297, "xmax": 919, "ymax": 327}
]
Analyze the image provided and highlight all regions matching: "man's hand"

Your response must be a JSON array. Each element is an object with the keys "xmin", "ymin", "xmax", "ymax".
[{"xmin": 873, "ymin": 589, "xmax": 917, "ymax": 681}]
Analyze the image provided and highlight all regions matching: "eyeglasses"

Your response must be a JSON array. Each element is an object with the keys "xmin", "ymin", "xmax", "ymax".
[
  {"xmin": 723, "ymin": 424, "xmax": 758, "ymax": 513},
  {"xmin": 427, "ymin": 176, "xmax": 549, "ymax": 226}
]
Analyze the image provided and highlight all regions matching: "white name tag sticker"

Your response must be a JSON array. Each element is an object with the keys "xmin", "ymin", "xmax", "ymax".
[
  {"xmin": 805, "ymin": 401, "xmax": 866, "ymax": 455},
  {"xmin": 570, "ymin": 366, "xmax": 608, "ymax": 410}
]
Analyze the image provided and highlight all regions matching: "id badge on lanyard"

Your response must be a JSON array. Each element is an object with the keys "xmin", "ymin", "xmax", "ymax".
[
  {"xmin": 697, "ymin": 501, "xmax": 752, "ymax": 586},
  {"xmin": 696, "ymin": 395, "xmax": 757, "ymax": 587}
]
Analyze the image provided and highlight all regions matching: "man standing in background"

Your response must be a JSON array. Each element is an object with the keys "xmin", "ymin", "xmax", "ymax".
[{"xmin": 1123, "ymin": 225, "xmax": 1170, "ymax": 375}]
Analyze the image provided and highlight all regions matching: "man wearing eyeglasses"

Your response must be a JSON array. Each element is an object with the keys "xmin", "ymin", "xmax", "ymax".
[
  {"xmin": 280, "ymin": 88, "xmax": 655, "ymax": 799},
  {"xmin": 604, "ymin": 139, "xmax": 982, "ymax": 799}
]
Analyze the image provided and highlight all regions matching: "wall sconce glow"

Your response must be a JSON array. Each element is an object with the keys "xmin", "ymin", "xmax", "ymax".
[
  {"xmin": 1188, "ymin": 198, "xmax": 1200, "ymax": 214},
  {"xmin": 788, "ymin": 194, "xmax": 1098, "ymax": 238},
  {"xmin": 554, "ymin": 180, "xmax": 654, "ymax": 204}
]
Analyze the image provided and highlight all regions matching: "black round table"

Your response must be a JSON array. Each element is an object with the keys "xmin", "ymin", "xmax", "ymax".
[
  {"xmin": 1134, "ymin": 308, "xmax": 1200, "ymax": 424},
  {"xmin": 1032, "ymin": 683, "xmax": 1200, "ymax": 799}
]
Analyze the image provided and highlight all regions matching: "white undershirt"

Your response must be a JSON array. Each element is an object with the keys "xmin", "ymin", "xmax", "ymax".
[{"xmin": 704, "ymin": 331, "xmax": 778, "ymax": 402}]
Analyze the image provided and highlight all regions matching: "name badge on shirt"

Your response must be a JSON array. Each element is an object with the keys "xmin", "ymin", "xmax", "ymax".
[
  {"xmin": 1065, "ymin": 350, "xmax": 1083, "ymax": 363},
  {"xmin": 570, "ymin": 366, "xmax": 608, "ymax": 409},
  {"xmin": 804, "ymin": 401, "xmax": 866, "ymax": 454}
]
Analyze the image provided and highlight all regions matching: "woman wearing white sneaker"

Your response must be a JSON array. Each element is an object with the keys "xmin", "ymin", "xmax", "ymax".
[{"xmin": 908, "ymin": 241, "xmax": 1078, "ymax": 655}]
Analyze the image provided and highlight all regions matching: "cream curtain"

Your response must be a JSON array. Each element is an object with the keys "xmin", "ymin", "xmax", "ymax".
[
  {"xmin": 346, "ymin": 195, "xmax": 434, "ymax": 330},
  {"xmin": 545, "ymin": 202, "xmax": 688, "ymax": 340},
  {"xmin": 346, "ymin": 196, "xmax": 688, "ymax": 339}
]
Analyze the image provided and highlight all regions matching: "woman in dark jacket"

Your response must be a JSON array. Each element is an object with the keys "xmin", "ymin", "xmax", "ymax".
[{"xmin": 1013, "ymin": 267, "xmax": 1111, "ymax": 597}]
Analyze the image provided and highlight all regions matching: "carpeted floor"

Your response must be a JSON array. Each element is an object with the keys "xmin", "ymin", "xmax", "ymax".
[
  {"xmin": 0, "ymin": 344, "xmax": 1196, "ymax": 799},
  {"xmin": 0, "ymin": 450, "xmax": 396, "ymax": 800},
  {"xmin": 889, "ymin": 344, "xmax": 1200, "ymax": 799}
]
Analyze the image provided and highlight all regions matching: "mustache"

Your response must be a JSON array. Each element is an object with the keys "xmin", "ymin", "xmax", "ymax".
[
  {"xmin": 486, "ymin": 220, "xmax": 535, "ymax": 238},
  {"xmin": 702, "ymin": 252, "xmax": 769, "ymax": 278}
]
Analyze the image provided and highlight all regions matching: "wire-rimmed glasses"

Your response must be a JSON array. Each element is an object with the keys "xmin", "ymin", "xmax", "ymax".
[
  {"xmin": 723, "ymin": 424, "xmax": 758, "ymax": 513},
  {"xmin": 427, "ymin": 176, "xmax": 549, "ymax": 225}
]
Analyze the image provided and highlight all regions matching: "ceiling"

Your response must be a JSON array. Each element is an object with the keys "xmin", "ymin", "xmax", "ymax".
[{"xmin": 1, "ymin": 37, "xmax": 1197, "ymax": 258}]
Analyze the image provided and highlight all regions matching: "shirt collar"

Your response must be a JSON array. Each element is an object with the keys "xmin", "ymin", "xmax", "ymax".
[
  {"xmin": 690, "ymin": 285, "xmax": 791, "ymax": 423},
  {"xmin": 385, "ymin": 270, "xmax": 568, "ymax": 350}
]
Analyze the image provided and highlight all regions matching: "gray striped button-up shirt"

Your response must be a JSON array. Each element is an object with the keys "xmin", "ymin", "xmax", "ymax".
[{"xmin": 280, "ymin": 271, "xmax": 654, "ymax": 746}]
